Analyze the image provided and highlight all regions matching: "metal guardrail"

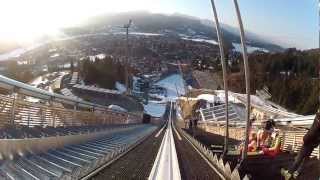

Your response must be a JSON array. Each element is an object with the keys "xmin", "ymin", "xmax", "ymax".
[
  {"xmin": 235, "ymin": 95, "xmax": 300, "ymax": 118},
  {"xmin": 0, "ymin": 74, "xmax": 102, "ymax": 109},
  {"xmin": 0, "ymin": 75, "xmax": 142, "ymax": 128},
  {"xmin": 199, "ymin": 104, "xmax": 242, "ymax": 126},
  {"xmin": 0, "ymin": 94, "xmax": 137, "ymax": 128}
]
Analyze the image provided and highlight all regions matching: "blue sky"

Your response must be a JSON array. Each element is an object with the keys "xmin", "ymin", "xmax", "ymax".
[
  {"xmin": 148, "ymin": 0, "xmax": 318, "ymax": 49},
  {"xmin": 0, "ymin": 0, "xmax": 317, "ymax": 49}
]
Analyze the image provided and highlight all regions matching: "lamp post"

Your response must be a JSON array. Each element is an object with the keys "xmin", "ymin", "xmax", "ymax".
[{"xmin": 210, "ymin": 0, "xmax": 229, "ymax": 156}]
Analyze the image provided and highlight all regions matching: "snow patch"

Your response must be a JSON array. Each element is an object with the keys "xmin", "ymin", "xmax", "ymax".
[
  {"xmin": 196, "ymin": 94, "xmax": 216, "ymax": 102},
  {"xmin": 182, "ymin": 37, "xmax": 218, "ymax": 45},
  {"xmin": 232, "ymin": 43, "xmax": 269, "ymax": 53},
  {"xmin": 115, "ymin": 82, "xmax": 127, "ymax": 93},
  {"xmin": 108, "ymin": 104, "xmax": 127, "ymax": 112}
]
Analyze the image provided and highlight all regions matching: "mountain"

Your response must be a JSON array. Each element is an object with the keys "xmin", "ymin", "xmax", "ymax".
[{"xmin": 64, "ymin": 11, "xmax": 284, "ymax": 52}]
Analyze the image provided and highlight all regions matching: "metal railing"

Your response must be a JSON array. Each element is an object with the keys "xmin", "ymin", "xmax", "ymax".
[
  {"xmin": 0, "ymin": 75, "xmax": 142, "ymax": 129},
  {"xmin": 200, "ymin": 104, "xmax": 241, "ymax": 124},
  {"xmin": 0, "ymin": 94, "xmax": 140, "ymax": 128},
  {"xmin": 0, "ymin": 75, "xmax": 101, "ymax": 109}
]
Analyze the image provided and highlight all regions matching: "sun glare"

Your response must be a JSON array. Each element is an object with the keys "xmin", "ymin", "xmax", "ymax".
[{"xmin": 0, "ymin": 0, "xmax": 155, "ymax": 44}]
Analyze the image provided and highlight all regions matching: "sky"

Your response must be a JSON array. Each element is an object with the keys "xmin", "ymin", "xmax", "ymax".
[{"xmin": 0, "ymin": 0, "xmax": 318, "ymax": 49}]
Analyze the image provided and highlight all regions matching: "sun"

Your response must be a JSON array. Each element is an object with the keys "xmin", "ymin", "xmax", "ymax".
[
  {"xmin": 0, "ymin": 0, "xmax": 85, "ymax": 44},
  {"xmin": 0, "ymin": 0, "xmax": 157, "ymax": 44}
]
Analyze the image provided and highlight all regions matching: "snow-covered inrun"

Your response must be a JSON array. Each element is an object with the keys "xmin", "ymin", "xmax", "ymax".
[
  {"xmin": 232, "ymin": 43, "xmax": 269, "ymax": 53},
  {"xmin": 155, "ymin": 74, "xmax": 185, "ymax": 100},
  {"xmin": 144, "ymin": 74, "xmax": 186, "ymax": 117},
  {"xmin": 144, "ymin": 102, "xmax": 166, "ymax": 118}
]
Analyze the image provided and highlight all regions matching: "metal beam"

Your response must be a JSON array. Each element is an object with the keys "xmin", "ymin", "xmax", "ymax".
[
  {"xmin": 210, "ymin": 0, "xmax": 229, "ymax": 155},
  {"xmin": 232, "ymin": 0, "xmax": 251, "ymax": 160}
]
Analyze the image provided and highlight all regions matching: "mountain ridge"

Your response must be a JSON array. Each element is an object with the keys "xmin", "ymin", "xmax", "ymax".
[{"xmin": 65, "ymin": 11, "xmax": 284, "ymax": 52}]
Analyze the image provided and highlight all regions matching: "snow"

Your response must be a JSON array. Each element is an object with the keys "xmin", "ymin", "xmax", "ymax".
[
  {"xmin": 89, "ymin": 54, "xmax": 106, "ymax": 61},
  {"xmin": 143, "ymin": 73, "xmax": 186, "ymax": 117},
  {"xmin": 214, "ymin": 90, "xmax": 241, "ymax": 103},
  {"xmin": 50, "ymin": 53, "xmax": 60, "ymax": 58},
  {"xmin": 130, "ymin": 32, "xmax": 163, "ymax": 36},
  {"xmin": 143, "ymin": 102, "xmax": 166, "ymax": 117},
  {"xmin": 175, "ymin": 105, "xmax": 183, "ymax": 120},
  {"xmin": 114, "ymin": 32, "xmax": 163, "ymax": 36},
  {"xmin": 154, "ymin": 74, "xmax": 185, "ymax": 100},
  {"xmin": 115, "ymin": 82, "xmax": 127, "ymax": 94},
  {"xmin": 232, "ymin": 43, "xmax": 269, "ymax": 53},
  {"xmin": 181, "ymin": 37, "xmax": 218, "ymax": 45},
  {"xmin": 108, "ymin": 104, "xmax": 127, "ymax": 112},
  {"xmin": 30, "ymin": 76, "xmax": 48, "ymax": 87},
  {"xmin": 0, "ymin": 43, "xmax": 44, "ymax": 61},
  {"xmin": 196, "ymin": 94, "xmax": 216, "ymax": 102}
]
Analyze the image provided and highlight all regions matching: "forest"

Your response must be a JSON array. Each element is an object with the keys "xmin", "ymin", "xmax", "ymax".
[
  {"xmin": 79, "ymin": 56, "xmax": 127, "ymax": 90},
  {"xmin": 230, "ymin": 48, "xmax": 319, "ymax": 115}
]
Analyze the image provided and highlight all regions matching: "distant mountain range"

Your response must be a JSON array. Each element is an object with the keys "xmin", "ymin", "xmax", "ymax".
[{"xmin": 64, "ymin": 11, "xmax": 284, "ymax": 53}]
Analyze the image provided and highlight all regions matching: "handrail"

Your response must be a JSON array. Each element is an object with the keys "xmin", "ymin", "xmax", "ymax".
[
  {"xmin": 0, "ymin": 75, "xmax": 105, "ymax": 109},
  {"xmin": 0, "ymin": 75, "xmax": 143, "ymax": 127},
  {"xmin": 0, "ymin": 93, "xmax": 143, "ymax": 128}
]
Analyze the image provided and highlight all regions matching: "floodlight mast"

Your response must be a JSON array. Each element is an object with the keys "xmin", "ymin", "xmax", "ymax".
[
  {"xmin": 124, "ymin": 19, "xmax": 132, "ymax": 95},
  {"xmin": 210, "ymin": 0, "xmax": 229, "ymax": 156},
  {"xmin": 232, "ymin": 0, "xmax": 251, "ymax": 161}
]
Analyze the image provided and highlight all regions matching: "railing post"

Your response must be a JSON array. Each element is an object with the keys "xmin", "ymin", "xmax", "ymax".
[
  {"xmin": 212, "ymin": 110, "xmax": 216, "ymax": 122},
  {"xmin": 91, "ymin": 106, "xmax": 95, "ymax": 125},
  {"xmin": 49, "ymin": 100, "xmax": 56, "ymax": 127},
  {"xmin": 10, "ymin": 88, "xmax": 17, "ymax": 125},
  {"xmin": 293, "ymin": 132, "xmax": 296, "ymax": 151},
  {"xmin": 73, "ymin": 104, "xmax": 77, "ymax": 126},
  {"xmin": 27, "ymin": 110, "xmax": 31, "ymax": 128},
  {"xmin": 40, "ymin": 106, "xmax": 45, "ymax": 127},
  {"xmin": 49, "ymin": 100, "xmax": 55, "ymax": 127},
  {"xmin": 126, "ymin": 113, "xmax": 130, "ymax": 124},
  {"xmin": 103, "ymin": 109, "xmax": 107, "ymax": 124},
  {"xmin": 199, "ymin": 108, "xmax": 205, "ymax": 121}
]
